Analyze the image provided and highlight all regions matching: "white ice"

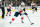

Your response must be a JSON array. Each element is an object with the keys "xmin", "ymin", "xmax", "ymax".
[{"xmin": 0, "ymin": 10, "xmax": 40, "ymax": 27}]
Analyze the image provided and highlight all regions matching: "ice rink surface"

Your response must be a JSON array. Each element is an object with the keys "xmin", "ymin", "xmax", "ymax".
[{"xmin": 0, "ymin": 10, "xmax": 40, "ymax": 27}]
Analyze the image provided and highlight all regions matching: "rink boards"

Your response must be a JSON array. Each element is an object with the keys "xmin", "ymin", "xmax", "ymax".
[{"xmin": 5, "ymin": 6, "xmax": 40, "ymax": 11}]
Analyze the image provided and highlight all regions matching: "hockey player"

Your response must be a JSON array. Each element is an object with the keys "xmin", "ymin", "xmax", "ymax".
[
  {"xmin": 6, "ymin": 3, "xmax": 13, "ymax": 16},
  {"xmin": 31, "ymin": 2, "xmax": 37, "ymax": 13},
  {"xmin": 10, "ymin": 2, "xmax": 26, "ymax": 23},
  {"xmin": 10, "ymin": 2, "xmax": 34, "ymax": 25}
]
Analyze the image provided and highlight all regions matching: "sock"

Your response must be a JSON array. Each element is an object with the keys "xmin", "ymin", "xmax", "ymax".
[
  {"xmin": 10, "ymin": 12, "xmax": 11, "ymax": 14},
  {"xmin": 7, "ymin": 12, "xmax": 8, "ymax": 14},
  {"xmin": 12, "ymin": 18, "xmax": 15, "ymax": 21},
  {"xmin": 21, "ymin": 17, "xmax": 24, "ymax": 20}
]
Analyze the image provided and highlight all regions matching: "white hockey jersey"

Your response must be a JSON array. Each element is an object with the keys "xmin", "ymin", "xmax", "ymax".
[
  {"xmin": 31, "ymin": 3, "xmax": 36, "ymax": 7},
  {"xmin": 31, "ymin": 3, "xmax": 37, "ymax": 7},
  {"xmin": 16, "ymin": 5, "xmax": 25, "ymax": 12},
  {"xmin": 7, "ymin": 3, "xmax": 13, "ymax": 9}
]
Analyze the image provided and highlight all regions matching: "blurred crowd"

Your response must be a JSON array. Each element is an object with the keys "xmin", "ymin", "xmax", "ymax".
[{"xmin": 0, "ymin": 0, "xmax": 40, "ymax": 7}]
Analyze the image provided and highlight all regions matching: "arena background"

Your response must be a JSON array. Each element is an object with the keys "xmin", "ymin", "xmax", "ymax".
[{"xmin": 0, "ymin": 0, "xmax": 40, "ymax": 27}]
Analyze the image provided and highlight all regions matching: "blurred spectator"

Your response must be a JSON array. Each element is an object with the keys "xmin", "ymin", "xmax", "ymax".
[
  {"xmin": 0, "ymin": 1, "xmax": 2, "ymax": 6},
  {"xmin": 27, "ymin": 0, "xmax": 31, "ymax": 6},
  {"xmin": 2, "ymin": 0, "xmax": 6, "ymax": 6},
  {"xmin": 17, "ymin": 0, "xmax": 20, "ymax": 5},
  {"xmin": 2, "ymin": 1, "xmax": 4, "ymax": 6},
  {"xmin": 0, "ymin": 4, "xmax": 1, "ymax": 6},
  {"xmin": 8, "ymin": 1, "xmax": 11, "ymax": 5},
  {"xmin": 23, "ymin": 0, "xmax": 26, "ymax": 3},
  {"xmin": 4, "ymin": 1, "xmax": 6, "ymax": 6}
]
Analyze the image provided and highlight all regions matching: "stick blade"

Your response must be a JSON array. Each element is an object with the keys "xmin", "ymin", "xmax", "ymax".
[
  {"xmin": 31, "ymin": 23, "xmax": 34, "ymax": 25},
  {"xmin": 10, "ymin": 22, "xmax": 12, "ymax": 24}
]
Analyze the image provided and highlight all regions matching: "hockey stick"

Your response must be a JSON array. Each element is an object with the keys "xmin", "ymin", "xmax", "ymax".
[{"xmin": 27, "ymin": 15, "xmax": 34, "ymax": 25}]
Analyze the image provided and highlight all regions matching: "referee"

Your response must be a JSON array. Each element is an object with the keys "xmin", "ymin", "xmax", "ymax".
[{"xmin": 0, "ymin": 4, "xmax": 5, "ymax": 19}]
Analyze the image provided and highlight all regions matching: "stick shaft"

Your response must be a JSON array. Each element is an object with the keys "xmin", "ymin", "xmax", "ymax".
[{"xmin": 27, "ymin": 16, "xmax": 32, "ymax": 23}]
